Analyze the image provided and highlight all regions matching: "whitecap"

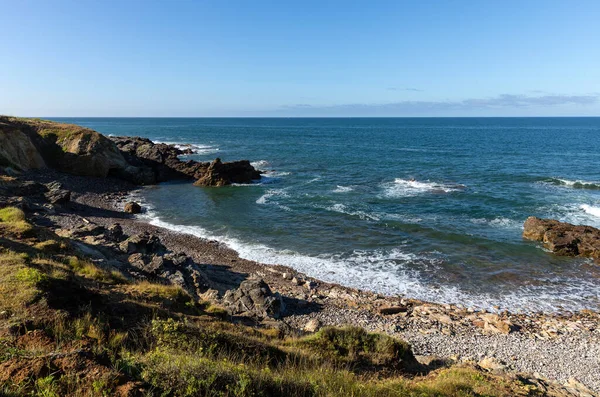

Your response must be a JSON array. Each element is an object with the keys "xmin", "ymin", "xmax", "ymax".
[
  {"xmin": 153, "ymin": 140, "xmax": 220, "ymax": 155},
  {"xmin": 382, "ymin": 178, "xmax": 465, "ymax": 198},
  {"xmin": 251, "ymin": 160, "xmax": 270, "ymax": 168},
  {"xmin": 470, "ymin": 217, "xmax": 523, "ymax": 229},
  {"xmin": 541, "ymin": 177, "xmax": 600, "ymax": 190},
  {"xmin": 323, "ymin": 203, "xmax": 380, "ymax": 221},
  {"xmin": 580, "ymin": 204, "xmax": 600, "ymax": 218},
  {"xmin": 333, "ymin": 185, "xmax": 354, "ymax": 193}
]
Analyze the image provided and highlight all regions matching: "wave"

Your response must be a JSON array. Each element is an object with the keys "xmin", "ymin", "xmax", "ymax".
[
  {"xmin": 132, "ymin": 200, "xmax": 600, "ymax": 313},
  {"xmin": 255, "ymin": 189, "xmax": 292, "ymax": 211},
  {"xmin": 469, "ymin": 217, "xmax": 523, "ymax": 229},
  {"xmin": 333, "ymin": 185, "xmax": 354, "ymax": 193},
  {"xmin": 323, "ymin": 203, "xmax": 380, "ymax": 221},
  {"xmin": 580, "ymin": 204, "xmax": 600, "ymax": 218},
  {"xmin": 154, "ymin": 140, "xmax": 220, "ymax": 155},
  {"xmin": 250, "ymin": 160, "xmax": 270, "ymax": 168},
  {"xmin": 382, "ymin": 178, "xmax": 466, "ymax": 198},
  {"xmin": 542, "ymin": 178, "xmax": 600, "ymax": 190}
]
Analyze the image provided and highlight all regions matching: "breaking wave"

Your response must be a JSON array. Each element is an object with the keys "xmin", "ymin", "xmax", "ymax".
[{"xmin": 382, "ymin": 178, "xmax": 466, "ymax": 198}]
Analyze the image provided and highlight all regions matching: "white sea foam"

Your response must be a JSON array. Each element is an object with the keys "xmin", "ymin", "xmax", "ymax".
[
  {"xmin": 542, "ymin": 178, "xmax": 600, "ymax": 190},
  {"xmin": 154, "ymin": 140, "xmax": 220, "ymax": 155},
  {"xmin": 382, "ymin": 178, "xmax": 466, "ymax": 198},
  {"xmin": 333, "ymin": 185, "xmax": 354, "ymax": 193},
  {"xmin": 255, "ymin": 189, "xmax": 292, "ymax": 211},
  {"xmin": 580, "ymin": 204, "xmax": 600, "ymax": 218},
  {"xmin": 470, "ymin": 217, "xmax": 523, "ymax": 229},
  {"xmin": 323, "ymin": 203, "xmax": 381, "ymax": 221},
  {"xmin": 251, "ymin": 160, "xmax": 270, "ymax": 168}
]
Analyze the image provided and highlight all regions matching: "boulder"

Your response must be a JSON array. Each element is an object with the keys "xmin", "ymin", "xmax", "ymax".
[
  {"xmin": 124, "ymin": 201, "xmax": 142, "ymax": 214},
  {"xmin": 119, "ymin": 232, "xmax": 166, "ymax": 255},
  {"xmin": 222, "ymin": 278, "xmax": 285, "ymax": 319},
  {"xmin": 106, "ymin": 223, "xmax": 124, "ymax": 242},
  {"xmin": 193, "ymin": 158, "xmax": 262, "ymax": 187},
  {"xmin": 523, "ymin": 216, "xmax": 600, "ymax": 259},
  {"xmin": 44, "ymin": 182, "xmax": 71, "ymax": 205}
]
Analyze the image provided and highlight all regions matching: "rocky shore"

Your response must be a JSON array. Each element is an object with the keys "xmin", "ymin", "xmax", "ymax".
[{"xmin": 1, "ymin": 116, "xmax": 599, "ymax": 396}]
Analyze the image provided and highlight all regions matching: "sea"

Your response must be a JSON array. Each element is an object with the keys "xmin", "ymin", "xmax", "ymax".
[{"xmin": 51, "ymin": 117, "xmax": 600, "ymax": 313}]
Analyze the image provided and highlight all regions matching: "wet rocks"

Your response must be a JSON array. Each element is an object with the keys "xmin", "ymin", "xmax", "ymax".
[
  {"xmin": 223, "ymin": 277, "xmax": 285, "ymax": 319},
  {"xmin": 523, "ymin": 216, "xmax": 600, "ymax": 259},
  {"xmin": 193, "ymin": 158, "xmax": 262, "ymax": 187},
  {"xmin": 124, "ymin": 201, "xmax": 142, "ymax": 214}
]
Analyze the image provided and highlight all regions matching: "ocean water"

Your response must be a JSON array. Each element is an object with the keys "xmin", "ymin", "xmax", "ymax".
[{"xmin": 52, "ymin": 117, "xmax": 600, "ymax": 313}]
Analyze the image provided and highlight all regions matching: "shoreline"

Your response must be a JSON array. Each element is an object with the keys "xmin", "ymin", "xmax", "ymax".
[{"xmin": 30, "ymin": 169, "xmax": 600, "ymax": 393}]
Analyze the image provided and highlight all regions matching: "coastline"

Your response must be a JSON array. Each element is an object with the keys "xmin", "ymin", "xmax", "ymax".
[{"xmin": 30, "ymin": 169, "xmax": 600, "ymax": 393}]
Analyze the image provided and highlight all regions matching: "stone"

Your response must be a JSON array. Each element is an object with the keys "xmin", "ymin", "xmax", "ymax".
[
  {"xmin": 223, "ymin": 277, "xmax": 285, "ymax": 319},
  {"xmin": 124, "ymin": 201, "xmax": 142, "ymax": 214},
  {"xmin": 304, "ymin": 280, "xmax": 317, "ymax": 290},
  {"xmin": 523, "ymin": 216, "xmax": 600, "ymax": 259},
  {"xmin": 478, "ymin": 357, "xmax": 507, "ymax": 373},
  {"xmin": 106, "ymin": 223, "xmax": 124, "ymax": 242},
  {"xmin": 119, "ymin": 232, "xmax": 166, "ymax": 255},
  {"xmin": 378, "ymin": 305, "xmax": 409, "ymax": 315},
  {"xmin": 193, "ymin": 158, "xmax": 262, "ymax": 187},
  {"xmin": 44, "ymin": 182, "xmax": 71, "ymax": 205},
  {"xmin": 303, "ymin": 318, "xmax": 321, "ymax": 333}
]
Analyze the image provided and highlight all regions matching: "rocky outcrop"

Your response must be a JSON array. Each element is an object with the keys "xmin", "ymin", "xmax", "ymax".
[
  {"xmin": 119, "ymin": 232, "xmax": 166, "ymax": 255},
  {"xmin": 523, "ymin": 216, "xmax": 600, "ymax": 258},
  {"xmin": 110, "ymin": 136, "xmax": 209, "ymax": 182},
  {"xmin": 193, "ymin": 158, "xmax": 262, "ymax": 187},
  {"xmin": 0, "ymin": 118, "xmax": 46, "ymax": 171},
  {"xmin": 44, "ymin": 182, "xmax": 71, "ymax": 205},
  {"xmin": 223, "ymin": 278, "xmax": 285, "ymax": 319}
]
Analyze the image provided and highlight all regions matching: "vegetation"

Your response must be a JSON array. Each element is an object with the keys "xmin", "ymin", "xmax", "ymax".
[{"xmin": 0, "ymin": 206, "xmax": 546, "ymax": 396}]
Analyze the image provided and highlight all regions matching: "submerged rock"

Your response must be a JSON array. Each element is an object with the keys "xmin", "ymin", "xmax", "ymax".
[{"xmin": 523, "ymin": 216, "xmax": 600, "ymax": 259}]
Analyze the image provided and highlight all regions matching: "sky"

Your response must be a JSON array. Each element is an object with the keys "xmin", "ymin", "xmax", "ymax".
[{"xmin": 1, "ymin": 0, "xmax": 599, "ymax": 117}]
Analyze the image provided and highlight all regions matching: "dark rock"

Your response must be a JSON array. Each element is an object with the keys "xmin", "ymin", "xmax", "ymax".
[
  {"xmin": 70, "ymin": 223, "xmax": 106, "ymax": 238},
  {"xmin": 44, "ymin": 182, "xmax": 71, "ymax": 205},
  {"xmin": 523, "ymin": 216, "xmax": 600, "ymax": 259},
  {"xmin": 193, "ymin": 158, "xmax": 262, "ymax": 187},
  {"xmin": 378, "ymin": 305, "xmax": 409, "ymax": 315},
  {"xmin": 124, "ymin": 201, "xmax": 142, "ymax": 214},
  {"xmin": 119, "ymin": 232, "xmax": 166, "ymax": 255},
  {"xmin": 106, "ymin": 223, "xmax": 124, "ymax": 242},
  {"xmin": 222, "ymin": 277, "xmax": 285, "ymax": 319}
]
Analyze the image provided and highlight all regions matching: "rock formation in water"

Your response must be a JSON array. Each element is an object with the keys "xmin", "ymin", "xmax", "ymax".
[
  {"xmin": 523, "ymin": 216, "xmax": 600, "ymax": 259},
  {"xmin": 0, "ymin": 116, "xmax": 262, "ymax": 187}
]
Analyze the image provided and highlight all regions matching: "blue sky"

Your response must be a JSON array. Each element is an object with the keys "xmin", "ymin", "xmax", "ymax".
[{"xmin": 1, "ymin": 0, "xmax": 599, "ymax": 116}]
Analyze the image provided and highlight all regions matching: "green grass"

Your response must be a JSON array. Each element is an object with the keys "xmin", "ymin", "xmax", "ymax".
[
  {"xmin": 0, "ymin": 207, "xmax": 33, "ymax": 235},
  {"xmin": 0, "ymin": 250, "xmax": 42, "ymax": 315},
  {"xmin": 66, "ymin": 256, "xmax": 127, "ymax": 284}
]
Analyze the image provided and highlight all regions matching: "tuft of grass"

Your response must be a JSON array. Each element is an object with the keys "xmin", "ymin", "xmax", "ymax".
[
  {"xmin": 33, "ymin": 240, "xmax": 63, "ymax": 254},
  {"xmin": 297, "ymin": 326, "xmax": 419, "ymax": 372},
  {"xmin": 0, "ymin": 250, "xmax": 42, "ymax": 315},
  {"xmin": 66, "ymin": 256, "xmax": 126, "ymax": 284},
  {"xmin": 0, "ymin": 207, "xmax": 33, "ymax": 236}
]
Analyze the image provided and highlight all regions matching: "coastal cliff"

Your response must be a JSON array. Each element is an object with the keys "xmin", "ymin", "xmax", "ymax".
[{"xmin": 0, "ymin": 116, "xmax": 261, "ymax": 187}]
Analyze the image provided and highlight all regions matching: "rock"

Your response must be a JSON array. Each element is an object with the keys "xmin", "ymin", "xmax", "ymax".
[
  {"xmin": 282, "ymin": 272, "xmax": 293, "ymax": 280},
  {"xmin": 523, "ymin": 216, "xmax": 600, "ymax": 259},
  {"xmin": 473, "ymin": 313, "xmax": 514, "ymax": 334},
  {"xmin": 304, "ymin": 280, "xmax": 317, "ymax": 290},
  {"xmin": 44, "ymin": 182, "xmax": 71, "ymax": 205},
  {"xmin": 0, "ymin": 117, "xmax": 47, "ymax": 171},
  {"xmin": 223, "ymin": 277, "xmax": 285, "ymax": 319},
  {"xmin": 119, "ymin": 232, "xmax": 166, "ymax": 255},
  {"xmin": 303, "ymin": 318, "xmax": 321, "ymax": 333},
  {"xmin": 478, "ymin": 356, "xmax": 507, "ymax": 373},
  {"xmin": 378, "ymin": 305, "xmax": 409, "ymax": 315},
  {"xmin": 124, "ymin": 201, "xmax": 142, "ymax": 214},
  {"xmin": 106, "ymin": 223, "xmax": 124, "ymax": 242},
  {"xmin": 193, "ymin": 158, "xmax": 261, "ymax": 187}
]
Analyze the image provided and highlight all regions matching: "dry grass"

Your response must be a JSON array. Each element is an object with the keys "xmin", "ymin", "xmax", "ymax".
[{"xmin": 66, "ymin": 256, "xmax": 127, "ymax": 284}]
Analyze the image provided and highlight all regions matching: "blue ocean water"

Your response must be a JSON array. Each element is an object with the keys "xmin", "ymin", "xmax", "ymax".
[{"xmin": 53, "ymin": 117, "xmax": 600, "ymax": 312}]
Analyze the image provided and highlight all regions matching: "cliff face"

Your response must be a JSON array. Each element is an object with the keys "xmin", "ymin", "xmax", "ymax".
[
  {"xmin": 0, "ymin": 116, "xmax": 130, "ymax": 178},
  {"xmin": 0, "ymin": 118, "xmax": 47, "ymax": 171}
]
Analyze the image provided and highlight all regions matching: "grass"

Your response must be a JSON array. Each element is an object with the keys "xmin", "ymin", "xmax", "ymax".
[
  {"xmin": 66, "ymin": 256, "xmax": 127, "ymax": 284},
  {"xmin": 0, "ymin": 250, "xmax": 42, "ymax": 315},
  {"xmin": 0, "ymin": 207, "xmax": 33, "ymax": 235}
]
